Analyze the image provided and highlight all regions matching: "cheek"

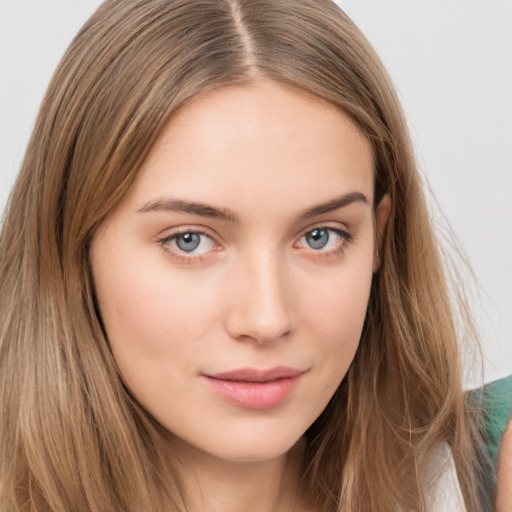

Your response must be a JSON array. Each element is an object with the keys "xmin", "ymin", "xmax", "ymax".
[
  {"xmin": 92, "ymin": 268, "xmax": 228, "ymax": 431},
  {"xmin": 300, "ymin": 256, "xmax": 374, "ymax": 345},
  {"xmin": 295, "ymin": 255, "xmax": 374, "ymax": 393},
  {"xmin": 95, "ymin": 268, "xmax": 221, "ymax": 364}
]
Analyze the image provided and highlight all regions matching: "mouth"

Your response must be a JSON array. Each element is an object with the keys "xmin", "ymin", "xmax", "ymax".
[{"xmin": 202, "ymin": 367, "xmax": 305, "ymax": 410}]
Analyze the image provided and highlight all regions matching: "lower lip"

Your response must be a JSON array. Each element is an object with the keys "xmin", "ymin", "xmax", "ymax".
[{"xmin": 204, "ymin": 375, "xmax": 302, "ymax": 409}]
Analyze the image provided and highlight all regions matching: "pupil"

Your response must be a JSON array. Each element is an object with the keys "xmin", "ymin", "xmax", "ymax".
[
  {"xmin": 176, "ymin": 233, "xmax": 200, "ymax": 252},
  {"xmin": 307, "ymin": 229, "xmax": 329, "ymax": 249}
]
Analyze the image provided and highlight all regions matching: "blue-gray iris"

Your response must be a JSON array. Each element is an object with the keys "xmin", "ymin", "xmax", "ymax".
[
  {"xmin": 306, "ymin": 229, "xmax": 329, "ymax": 250},
  {"xmin": 176, "ymin": 233, "xmax": 201, "ymax": 252}
]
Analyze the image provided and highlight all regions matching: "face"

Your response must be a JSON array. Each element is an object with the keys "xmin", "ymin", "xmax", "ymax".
[{"xmin": 90, "ymin": 81, "xmax": 390, "ymax": 464}]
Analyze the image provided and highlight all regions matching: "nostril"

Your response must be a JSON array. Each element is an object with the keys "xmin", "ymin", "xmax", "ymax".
[{"xmin": 225, "ymin": 300, "xmax": 294, "ymax": 346}]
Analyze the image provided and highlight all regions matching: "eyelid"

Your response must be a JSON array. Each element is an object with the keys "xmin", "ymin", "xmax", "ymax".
[
  {"xmin": 295, "ymin": 220, "xmax": 353, "ymax": 242},
  {"xmin": 296, "ymin": 216, "xmax": 352, "ymax": 234},
  {"xmin": 156, "ymin": 224, "xmax": 224, "ymax": 244}
]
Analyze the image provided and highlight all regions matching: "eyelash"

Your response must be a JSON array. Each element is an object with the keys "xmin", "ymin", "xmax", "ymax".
[{"xmin": 156, "ymin": 225, "xmax": 354, "ymax": 264}]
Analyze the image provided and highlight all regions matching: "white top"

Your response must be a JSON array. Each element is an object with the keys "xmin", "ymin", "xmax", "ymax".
[{"xmin": 428, "ymin": 443, "xmax": 466, "ymax": 512}]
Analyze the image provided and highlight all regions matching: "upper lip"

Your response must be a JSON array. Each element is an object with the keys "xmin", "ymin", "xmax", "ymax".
[{"xmin": 204, "ymin": 366, "xmax": 305, "ymax": 383}]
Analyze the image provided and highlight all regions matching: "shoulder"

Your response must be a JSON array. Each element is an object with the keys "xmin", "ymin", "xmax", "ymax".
[
  {"xmin": 475, "ymin": 374, "xmax": 512, "ymax": 470},
  {"xmin": 469, "ymin": 374, "xmax": 512, "ymax": 511},
  {"xmin": 486, "ymin": 375, "xmax": 512, "ymax": 512},
  {"xmin": 428, "ymin": 376, "xmax": 512, "ymax": 512}
]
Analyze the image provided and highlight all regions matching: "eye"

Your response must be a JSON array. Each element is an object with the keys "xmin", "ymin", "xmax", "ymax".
[
  {"xmin": 163, "ymin": 231, "xmax": 217, "ymax": 254},
  {"xmin": 297, "ymin": 226, "xmax": 352, "ymax": 252}
]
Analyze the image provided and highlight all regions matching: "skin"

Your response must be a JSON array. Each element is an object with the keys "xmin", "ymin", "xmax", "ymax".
[
  {"xmin": 496, "ymin": 419, "xmax": 512, "ymax": 511},
  {"xmin": 90, "ymin": 80, "xmax": 390, "ymax": 512}
]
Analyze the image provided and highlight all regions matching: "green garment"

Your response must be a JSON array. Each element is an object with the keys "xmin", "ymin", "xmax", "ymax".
[
  {"xmin": 481, "ymin": 374, "xmax": 512, "ymax": 471},
  {"xmin": 467, "ymin": 374, "xmax": 512, "ymax": 510}
]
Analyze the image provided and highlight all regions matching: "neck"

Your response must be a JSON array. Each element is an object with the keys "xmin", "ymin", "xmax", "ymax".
[{"xmin": 169, "ymin": 437, "xmax": 307, "ymax": 512}]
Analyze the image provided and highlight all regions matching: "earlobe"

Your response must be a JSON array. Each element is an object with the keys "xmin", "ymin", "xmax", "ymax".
[{"xmin": 373, "ymin": 193, "xmax": 391, "ymax": 272}]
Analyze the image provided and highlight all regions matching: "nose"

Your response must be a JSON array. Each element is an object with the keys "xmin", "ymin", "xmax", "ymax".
[{"xmin": 224, "ymin": 250, "xmax": 295, "ymax": 345}]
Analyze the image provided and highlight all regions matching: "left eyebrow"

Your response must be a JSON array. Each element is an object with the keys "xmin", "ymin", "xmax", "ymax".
[
  {"xmin": 297, "ymin": 192, "xmax": 369, "ymax": 222},
  {"xmin": 137, "ymin": 198, "xmax": 240, "ymax": 222}
]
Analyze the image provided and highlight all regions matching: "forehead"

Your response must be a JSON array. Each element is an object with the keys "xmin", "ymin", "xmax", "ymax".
[{"xmin": 125, "ymin": 80, "xmax": 375, "ymax": 216}]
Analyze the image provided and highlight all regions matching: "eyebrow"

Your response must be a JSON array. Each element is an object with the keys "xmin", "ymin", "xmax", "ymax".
[
  {"xmin": 138, "ymin": 191, "xmax": 368, "ymax": 223},
  {"xmin": 297, "ymin": 192, "xmax": 369, "ymax": 222},
  {"xmin": 138, "ymin": 198, "xmax": 240, "ymax": 222}
]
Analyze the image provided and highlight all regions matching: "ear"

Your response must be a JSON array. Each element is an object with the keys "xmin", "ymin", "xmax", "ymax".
[{"xmin": 373, "ymin": 193, "xmax": 391, "ymax": 272}]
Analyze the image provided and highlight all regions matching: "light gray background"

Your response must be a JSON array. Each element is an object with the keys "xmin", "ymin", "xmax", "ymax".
[{"xmin": 1, "ymin": 0, "xmax": 511, "ymax": 385}]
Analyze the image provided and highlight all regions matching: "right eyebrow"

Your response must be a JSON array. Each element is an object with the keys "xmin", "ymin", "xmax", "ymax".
[
  {"xmin": 296, "ymin": 192, "xmax": 369, "ymax": 222},
  {"xmin": 137, "ymin": 198, "xmax": 240, "ymax": 223}
]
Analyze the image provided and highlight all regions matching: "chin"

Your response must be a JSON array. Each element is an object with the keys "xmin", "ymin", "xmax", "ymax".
[{"xmin": 169, "ymin": 421, "xmax": 307, "ymax": 466}]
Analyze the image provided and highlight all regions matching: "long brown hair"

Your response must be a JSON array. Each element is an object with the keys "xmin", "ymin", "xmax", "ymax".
[{"xmin": 0, "ymin": 0, "xmax": 489, "ymax": 510}]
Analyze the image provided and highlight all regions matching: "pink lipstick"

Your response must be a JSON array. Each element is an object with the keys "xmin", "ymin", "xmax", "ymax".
[{"xmin": 203, "ymin": 367, "xmax": 304, "ymax": 410}]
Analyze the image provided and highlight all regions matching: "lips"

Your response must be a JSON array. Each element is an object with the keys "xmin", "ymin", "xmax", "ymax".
[{"xmin": 203, "ymin": 367, "xmax": 305, "ymax": 410}]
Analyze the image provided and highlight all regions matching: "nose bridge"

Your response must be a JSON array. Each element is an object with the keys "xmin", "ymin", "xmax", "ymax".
[{"xmin": 226, "ymin": 245, "xmax": 294, "ymax": 344}]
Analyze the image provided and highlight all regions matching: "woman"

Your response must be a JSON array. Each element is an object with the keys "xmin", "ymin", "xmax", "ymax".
[{"xmin": 0, "ymin": 0, "xmax": 501, "ymax": 510}]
